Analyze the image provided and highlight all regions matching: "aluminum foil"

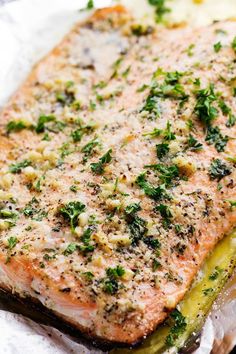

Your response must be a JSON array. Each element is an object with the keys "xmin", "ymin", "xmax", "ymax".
[{"xmin": 0, "ymin": 1, "xmax": 236, "ymax": 353}]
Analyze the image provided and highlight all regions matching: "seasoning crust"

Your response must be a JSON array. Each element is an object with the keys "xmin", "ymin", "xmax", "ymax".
[{"xmin": 0, "ymin": 5, "xmax": 236, "ymax": 345}]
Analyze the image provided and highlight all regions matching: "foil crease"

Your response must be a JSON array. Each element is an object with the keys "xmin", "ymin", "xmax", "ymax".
[{"xmin": 0, "ymin": 1, "xmax": 235, "ymax": 353}]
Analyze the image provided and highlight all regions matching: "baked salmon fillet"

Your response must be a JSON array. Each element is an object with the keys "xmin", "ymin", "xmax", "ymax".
[{"xmin": 0, "ymin": 5, "xmax": 236, "ymax": 346}]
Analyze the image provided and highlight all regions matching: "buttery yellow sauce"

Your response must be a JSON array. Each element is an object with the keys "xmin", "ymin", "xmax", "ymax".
[{"xmin": 113, "ymin": 231, "xmax": 236, "ymax": 353}]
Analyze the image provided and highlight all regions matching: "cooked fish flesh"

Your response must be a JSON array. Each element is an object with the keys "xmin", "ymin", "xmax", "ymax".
[{"xmin": 0, "ymin": 5, "xmax": 236, "ymax": 345}]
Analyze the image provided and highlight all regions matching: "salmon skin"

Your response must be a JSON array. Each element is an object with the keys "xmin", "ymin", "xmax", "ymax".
[{"xmin": 0, "ymin": 5, "xmax": 236, "ymax": 346}]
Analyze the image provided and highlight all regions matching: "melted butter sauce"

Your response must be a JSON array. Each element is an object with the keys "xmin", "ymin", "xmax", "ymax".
[{"xmin": 113, "ymin": 230, "xmax": 236, "ymax": 353}]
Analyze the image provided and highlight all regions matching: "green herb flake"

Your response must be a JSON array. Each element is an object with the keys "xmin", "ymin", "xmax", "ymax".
[
  {"xmin": 9, "ymin": 160, "xmax": 31, "ymax": 174},
  {"xmin": 205, "ymin": 126, "xmax": 228, "ymax": 152},
  {"xmin": 209, "ymin": 159, "xmax": 231, "ymax": 181},
  {"xmin": 63, "ymin": 243, "xmax": 78, "ymax": 256},
  {"xmin": 203, "ymin": 287, "xmax": 214, "ymax": 296},
  {"xmin": 79, "ymin": 227, "xmax": 95, "ymax": 254},
  {"xmin": 70, "ymin": 185, "xmax": 78, "ymax": 193},
  {"xmin": 35, "ymin": 115, "xmax": 55, "ymax": 133},
  {"xmin": 213, "ymin": 41, "xmax": 222, "ymax": 53},
  {"xmin": 59, "ymin": 201, "xmax": 86, "ymax": 232},
  {"xmin": 209, "ymin": 266, "xmax": 222, "ymax": 281},
  {"xmin": 144, "ymin": 163, "xmax": 179, "ymax": 186},
  {"xmin": 231, "ymin": 36, "xmax": 236, "ymax": 53},
  {"xmin": 6, "ymin": 121, "xmax": 27, "ymax": 134},
  {"xmin": 163, "ymin": 121, "xmax": 176, "ymax": 141},
  {"xmin": 81, "ymin": 138, "xmax": 99, "ymax": 161},
  {"xmin": 143, "ymin": 128, "xmax": 162, "ymax": 138},
  {"xmin": 194, "ymin": 84, "xmax": 218, "ymax": 126},
  {"xmin": 156, "ymin": 142, "xmax": 169, "ymax": 160},
  {"xmin": 187, "ymin": 134, "xmax": 203, "ymax": 151},
  {"xmin": 103, "ymin": 265, "xmax": 125, "ymax": 295},
  {"xmin": 86, "ymin": 0, "xmax": 94, "ymax": 9},
  {"xmin": 152, "ymin": 259, "xmax": 161, "ymax": 271},
  {"xmin": 124, "ymin": 203, "xmax": 147, "ymax": 246},
  {"xmin": 186, "ymin": 43, "xmax": 195, "ymax": 57},
  {"xmin": 143, "ymin": 237, "xmax": 161, "ymax": 250},
  {"xmin": 155, "ymin": 204, "xmax": 173, "ymax": 228},
  {"xmin": 90, "ymin": 149, "xmax": 112, "ymax": 175},
  {"xmin": 226, "ymin": 113, "xmax": 236, "ymax": 127},
  {"xmin": 131, "ymin": 24, "xmax": 154, "ymax": 36},
  {"xmin": 7, "ymin": 236, "xmax": 18, "ymax": 250},
  {"xmin": 166, "ymin": 309, "xmax": 187, "ymax": 347},
  {"xmin": 71, "ymin": 128, "xmax": 84, "ymax": 143},
  {"xmin": 226, "ymin": 200, "xmax": 236, "ymax": 208},
  {"xmin": 83, "ymin": 271, "xmax": 94, "ymax": 281},
  {"xmin": 23, "ymin": 197, "xmax": 47, "ymax": 221},
  {"xmin": 136, "ymin": 173, "xmax": 170, "ymax": 201},
  {"xmin": 148, "ymin": 0, "xmax": 171, "ymax": 23}
]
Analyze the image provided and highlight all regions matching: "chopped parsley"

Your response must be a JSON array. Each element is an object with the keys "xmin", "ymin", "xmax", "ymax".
[
  {"xmin": 124, "ymin": 203, "xmax": 147, "ymax": 245},
  {"xmin": 152, "ymin": 259, "xmax": 161, "ymax": 271},
  {"xmin": 71, "ymin": 121, "xmax": 95, "ymax": 143},
  {"xmin": 226, "ymin": 200, "xmax": 236, "ymax": 208},
  {"xmin": 166, "ymin": 309, "xmax": 187, "ymax": 347},
  {"xmin": 143, "ymin": 237, "xmax": 161, "ymax": 250},
  {"xmin": 202, "ymin": 287, "xmax": 214, "ymax": 296},
  {"xmin": 86, "ymin": 0, "xmax": 94, "ymax": 9},
  {"xmin": 205, "ymin": 126, "xmax": 228, "ymax": 152},
  {"xmin": 143, "ymin": 127, "xmax": 162, "ymax": 138},
  {"xmin": 71, "ymin": 128, "xmax": 84, "ymax": 142},
  {"xmin": 144, "ymin": 163, "xmax": 179, "ymax": 186},
  {"xmin": 35, "ymin": 115, "xmax": 55, "ymax": 133},
  {"xmin": 231, "ymin": 36, "xmax": 236, "ymax": 53},
  {"xmin": 141, "ymin": 70, "xmax": 187, "ymax": 118},
  {"xmin": 141, "ymin": 93, "xmax": 161, "ymax": 118},
  {"xmin": 6, "ymin": 121, "xmax": 27, "ymax": 134},
  {"xmin": 186, "ymin": 43, "xmax": 195, "ymax": 57},
  {"xmin": 106, "ymin": 265, "xmax": 125, "ymax": 279},
  {"xmin": 124, "ymin": 203, "xmax": 141, "ymax": 215},
  {"xmin": 63, "ymin": 243, "xmax": 78, "ymax": 256},
  {"xmin": 136, "ymin": 173, "xmax": 170, "ymax": 200},
  {"xmin": 155, "ymin": 204, "xmax": 173, "ymax": 228},
  {"xmin": 187, "ymin": 134, "xmax": 203, "ymax": 151},
  {"xmin": 226, "ymin": 113, "xmax": 236, "ymax": 127},
  {"xmin": 103, "ymin": 265, "xmax": 125, "ymax": 295},
  {"xmin": 79, "ymin": 227, "xmax": 95, "ymax": 253},
  {"xmin": 23, "ymin": 197, "xmax": 48, "ymax": 221},
  {"xmin": 163, "ymin": 121, "xmax": 176, "ymax": 141},
  {"xmin": 81, "ymin": 138, "xmax": 99, "ymax": 162},
  {"xmin": 83, "ymin": 271, "xmax": 94, "ymax": 281},
  {"xmin": 90, "ymin": 149, "xmax": 112, "ymax": 175},
  {"xmin": 7, "ymin": 236, "xmax": 18, "ymax": 250},
  {"xmin": 9, "ymin": 160, "xmax": 31, "ymax": 174},
  {"xmin": 148, "ymin": 0, "xmax": 171, "ymax": 23},
  {"xmin": 131, "ymin": 24, "xmax": 154, "ymax": 36},
  {"xmin": 59, "ymin": 201, "xmax": 86, "ymax": 232},
  {"xmin": 218, "ymin": 99, "xmax": 231, "ymax": 116},
  {"xmin": 209, "ymin": 266, "xmax": 222, "ymax": 281},
  {"xmin": 156, "ymin": 142, "xmax": 169, "ymax": 159},
  {"xmin": 194, "ymin": 84, "xmax": 218, "ymax": 126},
  {"xmin": 70, "ymin": 185, "xmax": 78, "ymax": 193},
  {"xmin": 209, "ymin": 159, "xmax": 231, "ymax": 181},
  {"xmin": 153, "ymin": 71, "xmax": 187, "ymax": 100},
  {"xmin": 213, "ymin": 41, "xmax": 222, "ymax": 53}
]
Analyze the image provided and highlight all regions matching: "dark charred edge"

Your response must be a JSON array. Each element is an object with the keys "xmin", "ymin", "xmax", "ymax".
[{"xmin": 0, "ymin": 287, "xmax": 132, "ymax": 352}]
